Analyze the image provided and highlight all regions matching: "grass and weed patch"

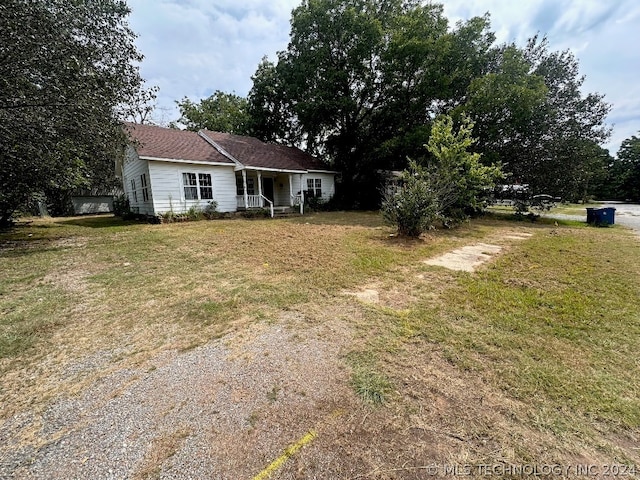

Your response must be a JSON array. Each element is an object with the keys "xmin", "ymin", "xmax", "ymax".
[
  {"xmin": 2, "ymin": 212, "xmax": 639, "ymax": 465},
  {"xmin": 399, "ymin": 227, "xmax": 640, "ymax": 431},
  {"xmin": 348, "ymin": 352, "xmax": 393, "ymax": 405}
]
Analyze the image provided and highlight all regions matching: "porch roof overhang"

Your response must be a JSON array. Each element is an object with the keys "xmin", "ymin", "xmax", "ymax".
[
  {"xmin": 308, "ymin": 169, "xmax": 339, "ymax": 174},
  {"xmin": 241, "ymin": 166, "xmax": 306, "ymax": 174},
  {"xmin": 141, "ymin": 156, "xmax": 234, "ymax": 167}
]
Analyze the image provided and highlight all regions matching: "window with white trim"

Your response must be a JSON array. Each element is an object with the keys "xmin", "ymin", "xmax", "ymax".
[
  {"xmin": 198, "ymin": 173, "xmax": 213, "ymax": 199},
  {"xmin": 235, "ymin": 177, "xmax": 255, "ymax": 195},
  {"xmin": 182, "ymin": 172, "xmax": 213, "ymax": 200},
  {"xmin": 141, "ymin": 173, "xmax": 149, "ymax": 201},
  {"xmin": 306, "ymin": 178, "xmax": 322, "ymax": 198},
  {"xmin": 130, "ymin": 179, "xmax": 137, "ymax": 203}
]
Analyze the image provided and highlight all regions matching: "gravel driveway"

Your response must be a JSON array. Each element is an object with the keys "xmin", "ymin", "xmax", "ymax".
[{"xmin": 0, "ymin": 316, "xmax": 354, "ymax": 479}]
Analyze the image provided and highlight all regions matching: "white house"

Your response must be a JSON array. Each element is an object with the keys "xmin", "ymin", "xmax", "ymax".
[{"xmin": 121, "ymin": 123, "xmax": 337, "ymax": 217}]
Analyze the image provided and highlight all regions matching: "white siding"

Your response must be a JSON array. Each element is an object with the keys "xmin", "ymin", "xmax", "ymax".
[
  {"xmin": 122, "ymin": 146, "xmax": 154, "ymax": 215},
  {"xmin": 291, "ymin": 173, "xmax": 336, "ymax": 202},
  {"xmin": 148, "ymin": 161, "xmax": 237, "ymax": 214},
  {"xmin": 123, "ymin": 143, "xmax": 336, "ymax": 215}
]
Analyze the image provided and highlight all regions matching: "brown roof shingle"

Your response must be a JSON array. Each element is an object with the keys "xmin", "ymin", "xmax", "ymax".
[
  {"xmin": 124, "ymin": 123, "xmax": 333, "ymax": 172},
  {"xmin": 124, "ymin": 123, "xmax": 233, "ymax": 164},
  {"xmin": 201, "ymin": 131, "xmax": 331, "ymax": 171}
]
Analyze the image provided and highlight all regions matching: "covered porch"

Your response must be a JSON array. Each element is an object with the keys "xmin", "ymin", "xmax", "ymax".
[{"xmin": 235, "ymin": 169, "xmax": 304, "ymax": 217}]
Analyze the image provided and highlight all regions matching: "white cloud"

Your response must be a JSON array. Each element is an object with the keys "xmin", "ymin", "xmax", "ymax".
[{"xmin": 127, "ymin": 0, "xmax": 298, "ymax": 119}]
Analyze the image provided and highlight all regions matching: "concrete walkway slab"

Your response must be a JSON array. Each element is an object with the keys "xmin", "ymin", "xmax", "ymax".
[{"xmin": 424, "ymin": 243, "xmax": 502, "ymax": 272}]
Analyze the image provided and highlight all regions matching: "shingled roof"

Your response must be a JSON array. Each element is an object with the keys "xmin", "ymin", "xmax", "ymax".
[
  {"xmin": 124, "ymin": 123, "xmax": 333, "ymax": 172},
  {"xmin": 124, "ymin": 123, "xmax": 233, "ymax": 164},
  {"xmin": 201, "ymin": 131, "xmax": 330, "ymax": 172}
]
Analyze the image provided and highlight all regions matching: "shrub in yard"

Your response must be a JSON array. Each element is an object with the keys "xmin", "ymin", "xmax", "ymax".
[
  {"xmin": 304, "ymin": 195, "xmax": 327, "ymax": 212},
  {"xmin": 426, "ymin": 114, "xmax": 503, "ymax": 226},
  {"xmin": 383, "ymin": 114, "xmax": 504, "ymax": 235},
  {"xmin": 381, "ymin": 160, "xmax": 438, "ymax": 237},
  {"xmin": 113, "ymin": 194, "xmax": 136, "ymax": 219},
  {"xmin": 203, "ymin": 200, "xmax": 219, "ymax": 219},
  {"xmin": 186, "ymin": 205, "xmax": 203, "ymax": 221}
]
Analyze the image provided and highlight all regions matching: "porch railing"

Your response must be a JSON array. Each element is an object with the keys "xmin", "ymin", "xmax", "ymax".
[
  {"xmin": 236, "ymin": 194, "xmax": 274, "ymax": 217},
  {"xmin": 236, "ymin": 195, "xmax": 262, "ymax": 208},
  {"xmin": 261, "ymin": 195, "xmax": 274, "ymax": 218},
  {"xmin": 291, "ymin": 194, "xmax": 303, "ymax": 214}
]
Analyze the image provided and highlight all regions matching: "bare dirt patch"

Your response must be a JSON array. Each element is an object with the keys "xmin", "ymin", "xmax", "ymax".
[
  {"xmin": 272, "ymin": 345, "xmax": 622, "ymax": 479},
  {"xmin": 424, "ymin": 243, "xmax": 503, "ymax": 272},
  {"xmin": 342, "ymin": 283, "xmax": 419, "ymax": 311},
  {"xmin": 42, "ymin": 268, "xmax": 90, "ymax": 294},
  {"xmin": 502, "ymin": 232, "xmax": 534, "ymax": 240},
  {"xmin": 342, "ymin": 286, "xmax": 380, "ymax": 305}
]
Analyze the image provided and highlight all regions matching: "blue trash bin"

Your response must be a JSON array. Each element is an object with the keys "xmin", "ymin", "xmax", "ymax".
[
  {"xmin": 587, "ymin": 207, "xmax": 616, "ymax": 226},
  {"xmin": 598, "ymin": 207, "xmax": 616, "ymax": 225}
]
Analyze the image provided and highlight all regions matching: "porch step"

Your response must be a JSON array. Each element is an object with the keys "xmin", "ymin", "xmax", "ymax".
[
  {"xmin": 273, "ymin": 206, "xmax": 300, "ymax": 217},
  {"xmin": 238, "ymin": 205, "xmax": 301, "ymax": 217}
]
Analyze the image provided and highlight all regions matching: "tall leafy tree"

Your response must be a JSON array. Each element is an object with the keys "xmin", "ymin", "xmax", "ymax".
[
  {"xmin": 248, "ymin": 2, "xmax": 610, "ymax": 207},
  {"xmin": 608, "ymin": 133, "xmax": 640, "ymax": 201},
  {"xmin": 0, "ymin": 0, "xmax": 145, "ymax": 223},
  {"xmin": 463, "ymin": 36, "xmax": 611, "ymax": 201},
  {"xmin": 525, "ymin": 36, "xmax": 611, "ymax": 200},
  {"xmin": 176, "ymin": 90, "xmax": 250, "ymax": 134},
  {"xmin": 247, "ymin": 57, "xmax": 293, "ymax": 142},
  {"xmin": 249, "ymin": 0, "xmax": 497, "ymax": 207},
  {"xmin": 462, "ymin": 45, "xmax": 548, "ymax": 170}
]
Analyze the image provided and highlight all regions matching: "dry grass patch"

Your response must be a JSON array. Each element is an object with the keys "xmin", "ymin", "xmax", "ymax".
[
  {"xmin": 133, "ymin": 427, "xmax": 192, "ymax": 480},
  {"xmin": 346, "ymin": 223, "xmax": 640, "ymax": 469},
  {"xmin": 0, "ymin": 213, "xmax": 392, "ymax": 419},
  {"xmin": 2, "ymin": 213, "xmax": 640, "ymax": 477}
]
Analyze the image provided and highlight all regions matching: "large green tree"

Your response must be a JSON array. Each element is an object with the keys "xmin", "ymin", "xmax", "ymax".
[
  {"xmin": 0, "ymin": 0, "xmax": 144, "ymax": 224},
  {"xmin": 248, "ymin": 2, "xmax": 610, "ymax": 207},
  {"xmin": 463, "ymin": 36, "xmax": 611, "ymax": 201},
  {"xmin": 249, "ymin": 0, "xmax": 496, "ymax": 207},
  {"xmin": 176, "ymin": 90, "xmax": 250, "ymax": 134},
  {"xmin": 603, "ymin": 133, "xmax": 640, "ymax": 201}
]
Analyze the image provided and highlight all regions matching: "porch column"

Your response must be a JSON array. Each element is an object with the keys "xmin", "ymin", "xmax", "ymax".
[
  {"xmin": 242, "ymin": 169, "xmax": 248, "ymax": 209},
  {"xmin": 289, "ymin": 175, "xmax": 294, "ymax": 206},
  {"xmin": 299, "ymin": 173, "xmax": 304, "ymax": 215},
  {"xmin": 257, "ymin": 171, "xmax": 263, "ymax": 207}
]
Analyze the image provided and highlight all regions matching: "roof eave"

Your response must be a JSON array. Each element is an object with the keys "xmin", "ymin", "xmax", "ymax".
[
  {"xmin": 141, "ymin": 156, "xmax": 234, "ymax": 167},
  {"xmin": 307, "ymin": 169, "xmax": 339, "ymax": 174},
  {"xmin": 243, "ymin": 165, "xmax": 306, "ymax": 174}
]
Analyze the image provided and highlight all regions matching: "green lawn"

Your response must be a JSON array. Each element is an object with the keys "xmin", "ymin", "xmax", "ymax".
[{"xmin": 1, "ymin": 212, "xmax": 639, "ymax": 467}]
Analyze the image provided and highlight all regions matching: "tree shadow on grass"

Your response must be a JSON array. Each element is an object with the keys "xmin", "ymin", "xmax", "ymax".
[
  {"xmin": 286, "ymin": 210, "xmax": 384, "ymax": 228},
  {"xmin": 54, "ymin": 215, "xmax": 143, "ymax": 229}
]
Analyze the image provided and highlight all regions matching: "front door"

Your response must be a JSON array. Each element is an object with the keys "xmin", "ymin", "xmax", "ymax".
[{"xmin": 263, "ymin": 177, "xmax": 274, "ymax": 203}]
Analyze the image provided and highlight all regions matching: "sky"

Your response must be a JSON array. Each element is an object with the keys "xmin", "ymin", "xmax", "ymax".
[{"xmin": 127, "ymin": 0, "xmax": 640, "ymax": 155}]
